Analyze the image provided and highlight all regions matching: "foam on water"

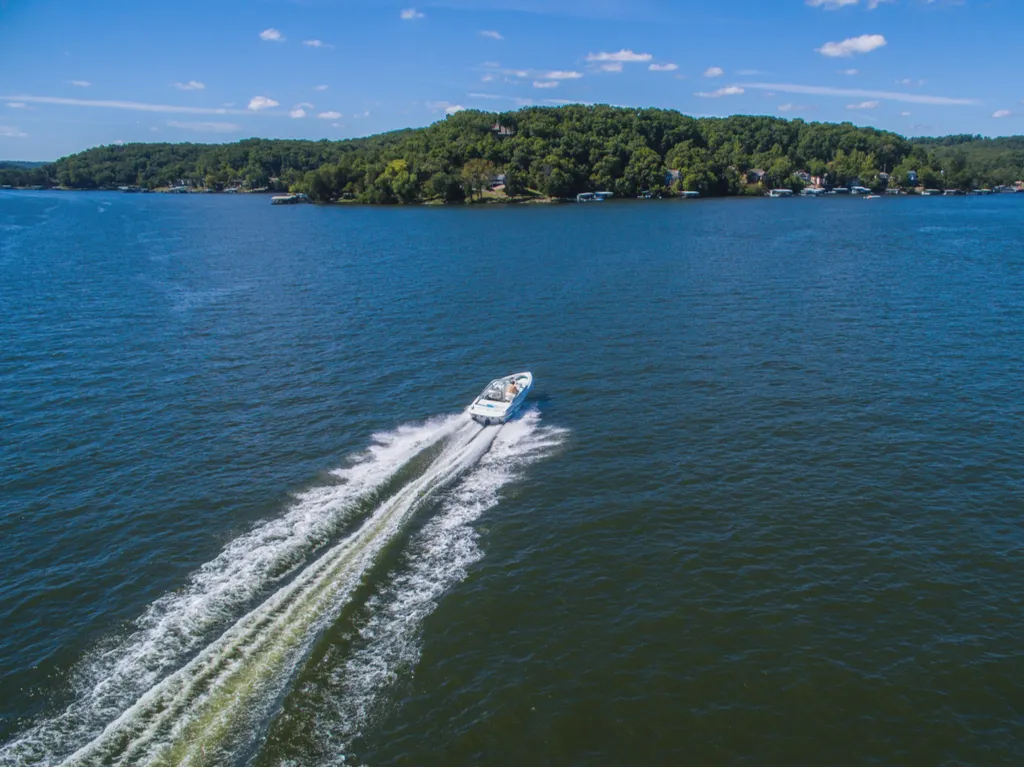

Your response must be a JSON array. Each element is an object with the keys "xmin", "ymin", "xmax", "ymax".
[
  {"xmin": 0, "ymin": 414, "xmax": 463, "ymax": 766},
  {"xmin": 307, "ymin": 410, "xmax": 568, "ymax": 765}
]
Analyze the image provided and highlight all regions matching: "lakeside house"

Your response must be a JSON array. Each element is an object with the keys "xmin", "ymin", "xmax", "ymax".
[
  {"xmin": 746, "ymin": 168, "xmax": 766, "ymax": 184},
  {"xmin": 907, "ymin": 170, "xmax": 919, "ymax": 185},
  {"xmin": 794, "ymin": 170, "xmax": 811, "ymax": 183},
  {"xmin": 665, "ymin": 169, "xmax": 682, "ymax": 186}
]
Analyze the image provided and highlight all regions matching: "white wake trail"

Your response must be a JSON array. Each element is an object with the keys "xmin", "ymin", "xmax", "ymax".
[
  {"xmin": 0, "ymin": 414, "xmax": 464, "ymax": 767},
  {"xmin": 62, "ymin": 418, "xmax": 496, "ymax": 766}
]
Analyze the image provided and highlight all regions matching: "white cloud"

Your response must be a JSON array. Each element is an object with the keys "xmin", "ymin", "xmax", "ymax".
[
  {"xmin": 703, "ymin": 66, "xmax": 725, "ymax": 77},
  {"xmin": 426, "ymin": 101, "xmax": 467, "ymax": 114},
  {"xmin": 900, "ymin": 111, "xmax": 911, "ymax": 116},
  {"xmin": 866, "ymin": 0, "xmax": 894, "ymax": 8},
  {"xmin": 738, "ymin": 82, "xmax": 977, "ymax": 105},
  {"xmin": 777, "ymin": 103, "xmax": 808, "ymax": 112},
  {"xmin": 479, "ymin": 30, "xmax": 503, "ymax": 39},
  {"xmin": 260, "ymin": 28, "xmax": 283, "ymax": 41},
  {"xmin": 586, "ymin": 50, "xmax": 652, "ymax": 63},
  {"xmin": 173, "ymin": 80, "xmax": 205, "ymax": 91},
  {"xmin": 502, "ymin": 69, "xmax": 530, "ymax": 78},
  {"xmin": 840, "ymin": 68, "xmax": 859, "ymax": 75},
  {"xmin": 317, "ymin": 110, "xmax": 342, "ymax": 119},
  {"xmin": 846, "ymin": 100, "xmax": 879, "ymax": 109},
  {"xmin": 482, "ymin": 73, "xmax": 495, "ymax": 82},
  {"xmin": 817, "ymin": 34, "xmax": 887, "ymax": 57},
  {"xmin": 303, "ymin": 39, "xmax": 331, "ymax": 48},
  {"xmin": 313, "ymin": 85, "xmax": 328, "ymax": 91},
  {"xmin": 993, "ymin": 109, "xmax": 1012, "ymax": 118},
  {"xmin": 295, "ymin": 102, "xmax": 314, "ymax": 108},
  {"xmin": 247, "ymin": 96, "xmax": 279, "ymax": 111},
  {"xmin": 533, "ymin": 80, "xmax": 559, "ymax": 88},
  {"xmin": 166, "ymin": 120, "xmax": 240, "ymax": 132},
  {"xmin": 0, "ymin": 125, "xmax": 27, "ymax": 137},
  {"xmin": 736, "ymin": 69, "xmax": 765, "ymax": 76},
  {"xmin": 696, "ymin": 86, "xmax": 744, "ymax": 97},
  {"xmin": 649, "ymin": 63, "xmax": 678, "ymax": 72},
  {"xmin": 6, "ymin": 102, "xmax": 28, "ymax": 108},
  {"xmin": 483, "ymin": 61, "xmax": 500, "ymax": 68},
  {"xmin": 290, "ymin": 108, "xmax": 307, "ymax": 118},
  {"xmin": 113, "ymin": 139, "xmax": 125, "ymax": 146},
  {"xmin": 0, "ymin": 94, "xmax": 254, "ymax": 114},
  {"xmin": 540, "ymin": 70, "xmax": 583, "ymax": 80},
  {"xmin": 895, "ymin": 78, "xmax": 925, "ymax": 86},
  {"xmin": 600, "ymin": 62, "xmax": 623, "ymax": 72},
  {"xmin": 70, "ymin": 80, "xmax": 91, "ymax": 87},
  {"xmin": 400, "ymin": 8, "xmax": 424, "ymax": 20},
  {"xmin": 806, "ymin": 0, "xmax": 859, "ymax": 8}
]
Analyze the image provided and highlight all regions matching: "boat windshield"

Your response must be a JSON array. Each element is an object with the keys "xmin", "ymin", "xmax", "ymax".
[{"xmin": 482, "ymin": 378, "xmax": 520, "ymax": 403}]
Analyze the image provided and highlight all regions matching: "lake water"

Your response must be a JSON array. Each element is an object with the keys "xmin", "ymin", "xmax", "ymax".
[{"xmin": 2, "ymin": 191, "xmax": 1023, "ymax": 765}]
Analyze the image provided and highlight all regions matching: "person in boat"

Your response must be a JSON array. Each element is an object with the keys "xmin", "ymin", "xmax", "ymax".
[{"xmin": 505, "ymin": 379, "xmax": 519, "ymax": 400}]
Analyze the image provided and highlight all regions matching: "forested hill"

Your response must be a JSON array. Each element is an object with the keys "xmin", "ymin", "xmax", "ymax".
[{"xmin": 2, "ymin": 106, "xmax": 1022, "ymax": 199}]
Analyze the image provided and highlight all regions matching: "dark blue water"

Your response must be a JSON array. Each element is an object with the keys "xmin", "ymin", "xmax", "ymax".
[{"xmin": 2, "ymin": 191, "xmax": 1023, "ymax": 765}]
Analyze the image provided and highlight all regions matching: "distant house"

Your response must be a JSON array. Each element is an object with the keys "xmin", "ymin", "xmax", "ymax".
[
  {"xmin": 490, "ymin": 122, "xmax": 515, "ymax": 136},
  {"xmin": 746, "ymin": 168, "xmax": 766, "ymax": 184},
  {"xmin": 907, "ymin": 170, "xmax": 919, "ymax": 185},
  {"xmin": 665, "ymin": 169, "xmax": 682, "ymax": 186},
  {"xmin": 811, "ymin": 174, "xmax": 826, "ymax": 187},
  {"xmin": 794, "ymin": 170, "xmax": 811, "ymax": 183},
  {"xmin": 488, "ymin": 173, "xmax": 507, "ymax": 189}
]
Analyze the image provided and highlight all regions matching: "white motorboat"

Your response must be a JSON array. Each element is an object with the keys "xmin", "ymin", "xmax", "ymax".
[{"xmin": 468, "ymin": 372, "xmax": 533, "ymax": 425}]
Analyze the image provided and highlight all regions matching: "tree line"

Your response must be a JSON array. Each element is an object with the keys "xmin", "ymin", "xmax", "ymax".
[{"xmin": 2, "ymin": 106, "xmax": 1022, "ymax": 199}]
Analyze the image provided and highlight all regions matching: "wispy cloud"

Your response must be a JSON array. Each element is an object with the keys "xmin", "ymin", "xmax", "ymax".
[
  {"xmin": 303, "ymin": 39, "xmax": 332, "ymax": 48},
  {"xmin": 290, "ymin": 108, "xmax": 307, "ymax": 118},
  {"xmin": 0, "ymin": 125, "xmax": 28, "ymax": 137},
  {"xmin": 736, "ymin": 69, "xmax": 765, "ymax": 76},
  {"xmin": 586, "ymin": 49, "xmax": 652, "ymax": 63},
  {"xmin": 600, "ymin": 62, "xmax": 623, "ymax": 72},
  {"xmin": 817, "ymin": 34, "xmax": 887, "ymax": 57},
  {"xmin": 992, "ymin": 109, "xmax": 1012, "ymax": 118},
  {"xmin": 260, "ymin": 28, "xmax": 283, "ymax": 41},
  {"xmin": 400, "ymin": 8, "xmax": 424, "ymax": 20},
  {"xmin": 313, "ymin": 84, "xmax": 328, "ymax": 91},
  {"xmin": 900, "ymin": 111, "xmax": 911, "ymax": 116},
  {"xmin": 847, "ymin": 100, "xmax": 879, "ymax": 109},
  {"xmin": 840, "ymin": 68, "xmax": 859, "ymax": 75},
  {"xmin": 6, "ymin": 102, "xmax": 29, "ymax": 109},
  {"xmin": 703, "ymin": 66, "xmax": 725, "ymax": 77},
  {"xmin": 479, "ymin": 30, "xmax": 503, "ymax": 39},
  {"xmin": 533, "ymin": 80, "xmax": 560, "ymax": 88},
  {"xmin": 70, "ymin": 80, "xmax": 91, "ymax": 87},
  {"xmin": 649, "ymin": 63, "xmax": 678, "ymax": 72},
  {"xmin": 895, "ymin": 77, "xmax": 925, "ymax": 86},
  {"xmin": 0, "ymin": 94, "xmax": 254, "ymax": 114},
  {"xmin": 806, "ymin": 0, "xmax": 859, "ymax": 8},
  {"xmin": 777, "ymin": 103, "xmax": 810, "ymax": 112},
  {"xmin": 541, "ymin": 70, "xmax": 583, "ymax": 79},
  {"xmin": 467, "ymin": 93, "xmax": 533, "ymax": 105},
  {"xmin": 166, "ymin": 120, "xmax": 240, "ymax": 132},
  {"xmin": 247, "ymin": 96, "xmax": 279, "ymax": 111},
  {"xmin": 696, "ymin": 86, "xmax": 744, "ymax": 97},
  {"xmin": 317, "ymin": 110, "xmax": 342, "ymax": 119},
  {"xmin": 739, "ymin": 82, "xmax": 977, "ymax": 105},
  {"xmin": 481, "ymin": 73, "xmax": 495, "ymax": 82},
  {"xmin": 426, "ymin": 101, "xmax": 465, "ymax": 115},
  {"xmin": 172, "ymin": 80, "xmax": 205, "ymax": 91}
]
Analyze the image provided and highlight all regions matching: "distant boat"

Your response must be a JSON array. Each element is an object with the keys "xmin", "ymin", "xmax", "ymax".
[
  {"xmin": 800, "ymin": 187, "xmax": 826, "ymax": 196},
  {"xmin": 850, "ymin": 186, "xmax": 872, "ymax": 195},
  {"xmin": 679, "ymin": 190, "xmax": 700, "ymax": 198},
  {"xmin": 922, "ymin": 189, "xmax": 942, "ymax": 196},
  {"xmin": 271, "ymin": 193, "xmax": 310, "ymax": 205},
  {"xmin": 828, "ymin": 187, "xmax": 850, "ymax": 195},
  {"xmin": 768, "ymin": 188, "xmax": 794, "ymax": 198},
  {"xmin": 864, "ymin": 194, "xmax": 881, "ymax": 199}
]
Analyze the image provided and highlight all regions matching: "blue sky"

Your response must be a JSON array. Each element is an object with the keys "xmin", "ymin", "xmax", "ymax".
[{"xmin": 0, "ymin": 0, "xmax": 1021, "ymax": 160}]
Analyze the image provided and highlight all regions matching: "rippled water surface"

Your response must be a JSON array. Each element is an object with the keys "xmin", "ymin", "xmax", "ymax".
[{"xmin": 2, "ymin": 191, "xmax": 1023, "ymax": 765}]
